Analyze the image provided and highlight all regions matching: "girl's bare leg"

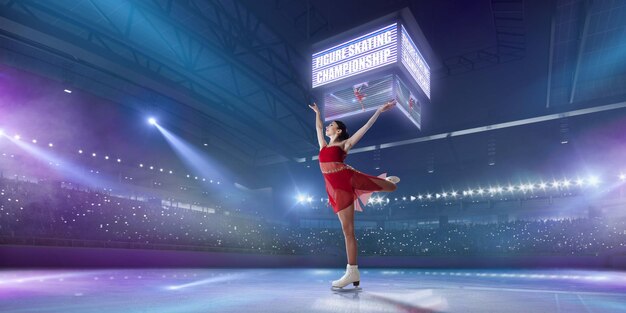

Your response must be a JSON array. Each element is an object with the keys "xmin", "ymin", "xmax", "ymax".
[
  {"xmin": 371, "ymin": 177, "xmax": 397, "ymax": 192},
  {"xmin": 337, "ymin": 204, "xmax": 357, "ymax": 265}
]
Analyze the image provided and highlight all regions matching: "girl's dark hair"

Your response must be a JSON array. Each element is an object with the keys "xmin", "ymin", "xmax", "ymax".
[{"xmin": 334, "ymin": 120, "xmax": 350, "ymax": 141}]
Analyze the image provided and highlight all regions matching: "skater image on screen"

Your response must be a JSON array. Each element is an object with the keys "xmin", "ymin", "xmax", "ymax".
[
  {"xmin": 308, "ymin": 100, "xmax": 400, "ymax": 290},
  {"xmin": 353, "ymin": 82, "xmax": 368, "ymax": 111}
]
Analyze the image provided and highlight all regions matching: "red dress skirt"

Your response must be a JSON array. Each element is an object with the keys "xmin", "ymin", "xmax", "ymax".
[{"xmin": 319, "ymin": 145, "xmax": 387, "ymax": 213}]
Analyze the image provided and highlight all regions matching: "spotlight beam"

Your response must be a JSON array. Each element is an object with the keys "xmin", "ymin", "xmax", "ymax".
[
  {"xmin": 7, "ymin": 136, "xmax": 116, "ymax": 190},
  {"xmin": 152, "ymin": 124, "xmax": 229, "ymax": 183}
]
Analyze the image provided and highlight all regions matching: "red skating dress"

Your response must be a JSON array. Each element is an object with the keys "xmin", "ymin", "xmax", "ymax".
[{"xmin": 319, "ymin": 145, "xmax": 387, "ymax": 213}]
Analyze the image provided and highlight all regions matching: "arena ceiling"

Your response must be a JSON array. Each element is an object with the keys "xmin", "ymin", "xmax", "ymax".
[{"xmin": 1, "ymin": 0, "xmax": 625, "ymax": 171}]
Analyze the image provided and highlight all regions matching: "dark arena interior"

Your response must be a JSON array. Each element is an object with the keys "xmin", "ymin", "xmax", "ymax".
[{"xmin": 1, "ymin": 1, "xmax": 626, "ymax": 312}]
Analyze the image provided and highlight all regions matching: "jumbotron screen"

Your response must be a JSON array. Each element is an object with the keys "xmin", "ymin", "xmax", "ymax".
[
  {"xmin": 323, "ymin": 75, "xmax": 393, "ymax": 120},
  {"xmin": 312, "ymin": 23, "xmax": 398, "ymax": 89},
  {"xmin": 400, "ymin": 25, "xmax": 430, "ymax": 99},
  {"xmin": 323, "ymin": 74, "xmax": 422, "ymax": 129},
  {"xmin": 394, "ymin": 77, "xmax": 422, "ymax": 129},
  {"xmin": 313, "ymin": 20, "xmax": 429, "ymax": 130}
]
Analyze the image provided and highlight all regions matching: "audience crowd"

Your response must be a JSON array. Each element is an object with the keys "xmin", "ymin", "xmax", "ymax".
[{"xmin": 2, "ymin": 178, "xmax": 625, "ymax": 256}]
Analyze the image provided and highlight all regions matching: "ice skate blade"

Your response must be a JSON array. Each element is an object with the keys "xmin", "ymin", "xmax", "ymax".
[
  {"xmin": 331, "ymin": 286, "xmax": 362, "ymax": 292},
  {"xmin": 331, "ymin": 281, "xmax": 361, "ymax": 292}
]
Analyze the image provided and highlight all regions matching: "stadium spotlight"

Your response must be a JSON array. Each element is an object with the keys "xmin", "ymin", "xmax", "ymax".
[
  {"xmin": 588, "ymin": 176, "xmax": 599, "ymax": 186},
  {"xmin": 297, "ymin": 195, "xmax": 306, "ymax": 203},
  {"xmin": 0, "ymin": 129, "xmax": 4, "ymax": 136},
  {"xmin": 620, "ymin": 174, "xmax": 625, "ymax": 181},
  {"xmin": 13, "ymin": 134, "xmax": 21, "ymax": 140},
  {"xmin": 148, "ymin": 117, "xmax": 157, "ymax": 125},
  {"xmin": 32, "ymin": 139, "xmax": 37, "ymax": 144},
  {"xmin": 307, "ymin": 196, "xmax": 313, "ymax": 203},
  {"xmin": 576, "ymin": 178, "xmax": 584, "ymax": 186}
]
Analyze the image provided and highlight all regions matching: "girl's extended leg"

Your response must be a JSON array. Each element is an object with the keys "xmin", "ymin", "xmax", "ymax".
[
  {"xmin": 337, "ymin": 204, "xmax": 357, "ymax": 265},
  {"xmin": 371, "ymin": 177, "xmax": 397, "ymax": 192}
]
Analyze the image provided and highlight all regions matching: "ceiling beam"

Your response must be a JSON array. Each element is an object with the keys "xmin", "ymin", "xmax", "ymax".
[
  {"xmin": 299, "ymin": 100, "xmax": 626, "ymax": 162},
  {"xmin": 569, "ymin": 0, "xmax": 593, "ymax": 104}
]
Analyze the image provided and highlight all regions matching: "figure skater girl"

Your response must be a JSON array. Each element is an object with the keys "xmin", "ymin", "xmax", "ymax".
[{"xmin": 308, "ymin": 100, "xmax": 400, "ymax": 289}]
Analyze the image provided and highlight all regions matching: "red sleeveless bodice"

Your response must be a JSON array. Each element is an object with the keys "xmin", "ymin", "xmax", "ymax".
[{"xmin": 318, "ymin": 145, "xmax": 347, "ymax": 162}]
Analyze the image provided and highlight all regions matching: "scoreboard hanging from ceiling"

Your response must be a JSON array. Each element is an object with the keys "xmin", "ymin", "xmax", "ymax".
[
  {"xmin": 311, "ymin": 9, "xmax": 435, "ymax": 130},
  {"xmin": 312, "ymin": 23, "xmax": 398, "ymax": 88}
]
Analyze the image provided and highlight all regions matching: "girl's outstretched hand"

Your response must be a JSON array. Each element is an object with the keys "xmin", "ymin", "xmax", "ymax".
[
  {"xmin": 308, "ymin": 102, "xmax": 320, "ymax": 114},
  {"xmin": 378, "ymin": 99, "xmax": 397, "ymax": 113}
]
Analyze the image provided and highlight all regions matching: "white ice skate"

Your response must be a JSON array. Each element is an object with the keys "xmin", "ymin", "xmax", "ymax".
[
  {"xmin": 386, "ymin": 176, "xmax": 400, "ymax": 184},
  {"xmin": 331, "ymin": 264, "xmax": 361, "ymax": 290}
]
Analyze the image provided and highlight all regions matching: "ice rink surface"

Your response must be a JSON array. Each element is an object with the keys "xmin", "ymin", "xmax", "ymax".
[{"xmin": 1, "ymin": 268, "xmax": 625, "ymax": 312}]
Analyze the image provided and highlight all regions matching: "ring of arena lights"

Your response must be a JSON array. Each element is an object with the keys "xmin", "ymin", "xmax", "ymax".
[
  {"xmin": 1, "ymin": 125, "xmax": 616, "ymax": 194},
  {"xmin": 306, "ymin": 175, "xmax": 620, "ymax": 204},
  {"xmin": 1, "ymin": 126, "xmax": 223, "ymax": 185}
]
